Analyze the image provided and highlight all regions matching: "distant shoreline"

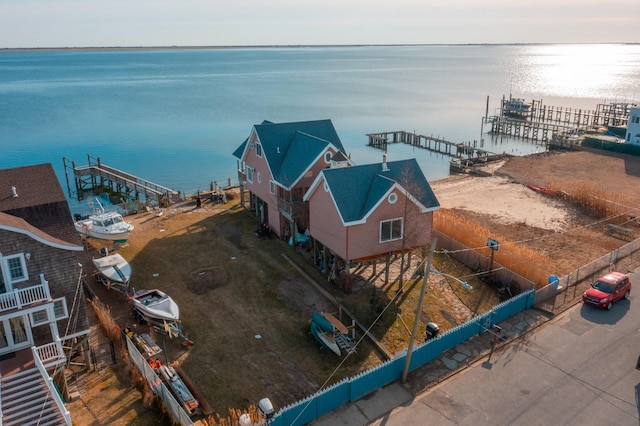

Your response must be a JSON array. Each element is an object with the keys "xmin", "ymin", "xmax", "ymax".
[{"xmin": 2, "ymin": 42, "xmax": 637, "ymax": 53}]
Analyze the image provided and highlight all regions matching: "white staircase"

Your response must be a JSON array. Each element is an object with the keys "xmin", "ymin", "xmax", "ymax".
[{"xmin": 1, "ymin": 366, "xmax": 68, "ymax": 426}]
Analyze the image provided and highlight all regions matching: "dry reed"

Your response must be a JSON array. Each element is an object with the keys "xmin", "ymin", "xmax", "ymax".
[{"xmin": 434, "ymin": 209, "xmax": 553, "ymax": 288}]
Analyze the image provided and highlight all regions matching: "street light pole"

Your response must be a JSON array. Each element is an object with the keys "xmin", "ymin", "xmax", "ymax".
[{"xmin": 402, "ymin": 236, "xmax": 437, "ymax": 384}]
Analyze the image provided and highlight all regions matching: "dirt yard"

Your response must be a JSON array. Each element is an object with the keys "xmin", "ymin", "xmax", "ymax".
[
  {"xmin": 67, "ymin": 148, "xmax": 640, "ymax": 425},
  {"xmin": 433, "ymin": 149, "xmax": 640, "ymax": 274}
]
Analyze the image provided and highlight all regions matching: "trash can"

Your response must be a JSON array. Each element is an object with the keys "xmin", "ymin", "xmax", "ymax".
[
  {"xmin": 549, "ymin": 275, "xmax": 559, "ymax": 291},
  {"xmin": 425, "ymin": 322, "xmax": 439, "ymax": 341}
]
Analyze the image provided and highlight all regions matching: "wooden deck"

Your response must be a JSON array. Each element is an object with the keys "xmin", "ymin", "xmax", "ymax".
[{"xmin": 0, "ymin": 348, "xmax": 34, "ymax": 376}]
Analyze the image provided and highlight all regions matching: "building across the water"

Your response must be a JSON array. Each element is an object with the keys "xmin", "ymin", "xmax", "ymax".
[{"xmin": 626, "ymin": 107, "xmax": 640, "ymax": 146}]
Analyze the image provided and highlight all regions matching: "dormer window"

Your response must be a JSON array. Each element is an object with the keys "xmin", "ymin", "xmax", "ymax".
[{"xmin": 0, "ymin": 254, "xmax": 28, "ymax": 293}]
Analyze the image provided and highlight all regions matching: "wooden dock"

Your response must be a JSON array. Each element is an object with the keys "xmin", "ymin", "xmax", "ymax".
[
  {"xmin": 367, "ymin": 130, "xmax": 493, "ymax": 158},
  {"xmin": 485, "ymin": 97, "xmax": 634, "ymax": 142},
  {"xmin": 63, "ymin": 154, "xmax": 182, "ymax": 205},
  {"xmin": 485, "ymin": 116, "xmax": 588, "ymax": 142}
]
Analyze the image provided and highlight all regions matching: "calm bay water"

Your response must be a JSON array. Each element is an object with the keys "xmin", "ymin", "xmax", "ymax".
[{"xmin": 1, "ymin": 44, "xmax": 640, "ymax": 212}]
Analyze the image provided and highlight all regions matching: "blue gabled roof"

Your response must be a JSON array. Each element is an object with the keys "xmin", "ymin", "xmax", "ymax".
[
  {"xmin": 232, "ymin": 137, "xmax": 248, "ymax": 159},
  {"xmin": 236, "ymin": 119, "xmax": 347, "ymax": 187},
  {"xmin": 322, "ymin": 158, "xmax": 440, "ymax": 223},
  {"xmin": 276, "ymin": 132, "xmax": 330, "ymax": 187}
]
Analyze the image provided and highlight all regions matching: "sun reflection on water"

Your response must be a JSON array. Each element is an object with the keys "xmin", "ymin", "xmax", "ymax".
[{"xmin": 512, "ymin": 44, "xmax": 639, "ymax": 102}]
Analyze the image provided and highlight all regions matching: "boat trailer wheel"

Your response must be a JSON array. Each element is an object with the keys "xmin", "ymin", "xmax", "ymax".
[{"xmin": 132, "ymin": 309, "xmax": 147, "ymax": 325}]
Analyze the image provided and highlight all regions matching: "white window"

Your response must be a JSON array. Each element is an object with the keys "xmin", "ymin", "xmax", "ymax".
[
  {"xmin": 53, "ymin": 298, "xmax": 68, "ymax": 320},
  {"xmin": 256, "ymin": 143, "xmax": 263, "ymax": 157},
  {"xmin": 270, "ymin": 181, "xmax": 276, "ymax": 195},
  {"xmin": 0, "ymin": 254, "xmax": 28, "ymax": 293},
  {"xmin": 30, "ymin": 309, "xmax": 50, "ymax": 326},
  {"xmin": 247, "ymin": 166, "xmax": 255, "ymax": 184},
  {"xmin": 380, "ymin": 218, "xmax": 403, "ymax": 242},
  {"xmin": 388, "ymin": 192, "xmax": 398, "ymax": 204},
  {"xmin": 257, "ymin": 172, "xmax": 262, "ymax": 184},
  {"xmin": 324, "ymin": 152, "xmax": 332, "ymax": 163}
]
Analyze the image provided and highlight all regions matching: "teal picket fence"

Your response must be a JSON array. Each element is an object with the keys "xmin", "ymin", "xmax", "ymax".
[{"xmin": 269, "ymin": 289, "xmax": 534, "ymax": 425}]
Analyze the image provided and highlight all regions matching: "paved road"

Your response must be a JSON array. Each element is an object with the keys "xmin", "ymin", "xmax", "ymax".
[{"xmin": 371, "ymin": 271, "xmax": 640, "ymax": 426}]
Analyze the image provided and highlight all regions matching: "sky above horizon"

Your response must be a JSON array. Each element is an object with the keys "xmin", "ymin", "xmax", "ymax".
[{"xmin": 1, "ymin": 0, "xmax": 639, "ymax": 48}]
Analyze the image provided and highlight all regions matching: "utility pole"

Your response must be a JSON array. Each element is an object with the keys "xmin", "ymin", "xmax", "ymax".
[{"xmin": 402, "ymin": 236, "xmax": 437, "ymax": 384}]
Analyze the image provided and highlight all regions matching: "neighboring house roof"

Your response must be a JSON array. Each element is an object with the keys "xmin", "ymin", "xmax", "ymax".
[
  {"xmin": 0, "ymin": 211, "xmax": 83, "ymax": 251},
  {"xmin": 233, "ymin": 119, "xmax": 348, "ymax": 189},
  {"xmin": 305, "ymin": 158, "xmax": 440, "ymax": 225},
  {"xmin": 0, "ymin": 163, "xmax": 67, "ymax": 208},
  {"xmin": 0, "ymin": 163, "xmax": 79, "ymax": 243}
]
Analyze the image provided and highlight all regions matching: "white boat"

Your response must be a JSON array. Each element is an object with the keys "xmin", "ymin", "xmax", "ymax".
[
  {"xmin": 92, "ymin": 253, "xmax": 132, "ymax": 293},
  {"xmin": 75, "ymin": 210, "xmax": 134, "ymax": 242},
  {"xmin": 502, "ymin": 97, "xmax": 531, "ymax": 118},
  {"xmin": 130, "ymin": 289, "xmax": 180, "ymax": 322}
]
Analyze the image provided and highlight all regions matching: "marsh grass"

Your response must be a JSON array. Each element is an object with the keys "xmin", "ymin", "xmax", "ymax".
[
  {"xmin": 549, "ymin": 179, "xmax": 634, "ymax": 225},
  {"xmin": 434, "ymin": 209, "xmax": 553, "ymax": 288}
]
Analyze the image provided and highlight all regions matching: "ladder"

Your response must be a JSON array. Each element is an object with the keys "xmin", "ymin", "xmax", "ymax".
[{"xmin": 334, "ymin": 332, "xmax": 356, "ymax": 355}]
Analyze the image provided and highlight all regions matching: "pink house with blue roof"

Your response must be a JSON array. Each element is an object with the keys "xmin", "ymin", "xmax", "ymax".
[
  {"xmin": 234, "ymin": 119, "xmax": 440, "ymax": 281},
  {"xmin": 303, "ymin": 156, "xmax": 440, "ymax": 264},
  {"xmin": 233, "ymin": 119, "xmax": 352, "ymax": 239}
]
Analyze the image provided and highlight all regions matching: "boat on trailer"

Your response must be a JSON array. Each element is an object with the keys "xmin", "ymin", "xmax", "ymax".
[
  {"xmin": 92, "ymin": 253, "xmax": 132, "ymax": 293},
  {"xmin": 129, "ymin": 289, "xmax": 184, "ymax": 339},
  {"xmin": 75, "ymin": 198, "xmax": 134, "ymax": 243}
]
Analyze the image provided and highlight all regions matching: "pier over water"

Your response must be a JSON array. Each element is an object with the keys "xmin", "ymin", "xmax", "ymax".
[
  {"xmin": 63, "ymin": 154, "xmax": 182, "ymax": 206},
  {"xmin": 367, "ymin": 130, "xmax": 507, "ymax": 175},
  {"xmin": 367, "ymin": 130, "xmax": 493, "ymax": 158}
]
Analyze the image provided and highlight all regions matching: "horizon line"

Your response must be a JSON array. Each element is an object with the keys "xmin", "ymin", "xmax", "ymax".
[{"xmin": 2, "ymin": 42, "xmax": 639, "ymax": 52}]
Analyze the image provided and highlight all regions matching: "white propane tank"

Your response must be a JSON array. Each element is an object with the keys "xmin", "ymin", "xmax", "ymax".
[{"xmin": 258, "ymin": 397, "xmax": 274, "ymax": 419}]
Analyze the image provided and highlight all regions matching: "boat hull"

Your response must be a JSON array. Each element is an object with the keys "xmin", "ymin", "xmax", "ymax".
[
  {"xmin": 75, "ymin": 211, "xmax": 134, "ymax": 243},
  {"xmin": 310, "ymin": 321, "xmax": 341, "ymax": 356},
  {"xmin": 92, "ymin": 253, "xmax": 132, "ymax": 284},
  {"xmin": 130, "ymin": 289, "xmax": 180, "ymax": 322}
]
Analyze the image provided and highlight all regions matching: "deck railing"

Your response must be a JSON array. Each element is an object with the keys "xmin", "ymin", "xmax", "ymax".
[
  {"xmin": 31, "ymin": 344, "xmax": 71, "ymax": 426},
  {"xmin": 35, "ymin": 339, "xmax": 67, "ymax": 368},
  {"xmin": 0, "ymin": 275, "xmax": 51, "ymax": 313}
]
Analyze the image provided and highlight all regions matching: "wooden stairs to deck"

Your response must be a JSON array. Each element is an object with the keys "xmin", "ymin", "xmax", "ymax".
[{"xmin": 1, "ymin": 366, "xmax": 67, "ymax": 426}]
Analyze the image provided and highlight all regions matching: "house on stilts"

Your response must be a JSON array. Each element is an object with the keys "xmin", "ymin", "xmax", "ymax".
[{"xmin": 233, "ymin": 119, "xmax": 440, "ymax": 287}]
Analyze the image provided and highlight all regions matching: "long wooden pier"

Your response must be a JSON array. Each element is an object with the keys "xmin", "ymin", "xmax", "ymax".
[
  {"xmin": 367, "ymin": 131, "xmax": 493, "ymax": 158},
  {"xmin": 63, "ymin": 155, "xmax": 182, "ymax": 205}
]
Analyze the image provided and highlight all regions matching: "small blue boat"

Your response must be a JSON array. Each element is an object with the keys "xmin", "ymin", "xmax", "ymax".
[
  {"xmin": 311, "ymin": 311, "xmax": 334, "ymax": 333},
  {"xmin": 310, "ymin": 320, "xmax": 341, "ymax": 356}
]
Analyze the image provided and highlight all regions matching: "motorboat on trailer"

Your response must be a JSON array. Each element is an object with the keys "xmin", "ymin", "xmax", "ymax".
[
  {"xmin": 129, "ymin": 289, "xmax": 185, "ymax": 338},
  {"xmin": 92, "ymin": 253, "xmax": 132, "ymax": 293},
  {"xmin": 130, "ymin": 289, "xmax": 179, "ymax": 322},
  {"xmin": 75, "ymin": 198, "xmax": 134, "ymax": 243}
]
